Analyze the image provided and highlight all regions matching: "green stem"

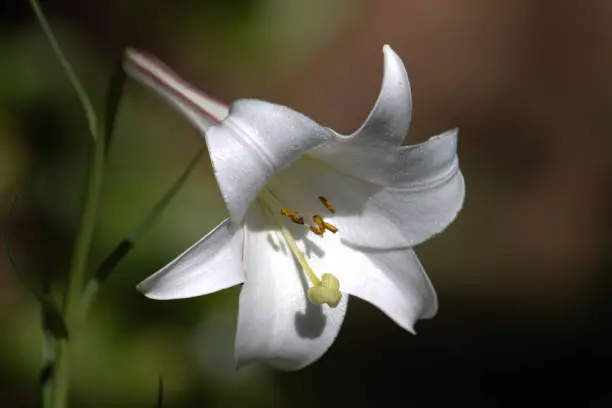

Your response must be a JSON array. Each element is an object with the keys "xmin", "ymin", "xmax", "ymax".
[
  {"xmin": 50, "ymin": 132, "xmax": 106, "ymax": 408},
  {"xmin": 40, "ymin": 331, "xmax": 55, "ymax": 407},
  {"xmin": 27, "ymin": 0, "xmax": 98, "ymax": 140}
]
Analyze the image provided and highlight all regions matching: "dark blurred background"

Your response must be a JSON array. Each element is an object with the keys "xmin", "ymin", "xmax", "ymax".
[{"xmin": 2, "ymin": 0, "xmax": 612, "ymax": 406}]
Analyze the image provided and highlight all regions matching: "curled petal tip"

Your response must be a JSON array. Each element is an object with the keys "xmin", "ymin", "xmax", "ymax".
[
  {"xmin": 346, "ymin": 44, "xmax": 412, "ymax": 146},
  {"xmin": 381, "ymin": 44, "xmax": 393, "ymax": 53},
  {"xmin": 135, "ymin": 281, "xmax": 147, "ymax": 294},
  {"xmin": 135, "ymin": 280, "xmax": 161, "ymax": 300}
]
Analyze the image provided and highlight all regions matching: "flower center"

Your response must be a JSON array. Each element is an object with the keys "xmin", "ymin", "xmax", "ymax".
[{"xmin": 258, "ymin": 189, "xmax": 341, "ymax": 308}]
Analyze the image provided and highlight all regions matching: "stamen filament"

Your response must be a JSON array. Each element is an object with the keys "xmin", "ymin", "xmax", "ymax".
[
  {"xmin": 279, "ymin": 224, "xmax": 322, "ymax": 287},
  {"xmin": 259, "ymin": 190, "xmax": 321, "ymax": 287}
]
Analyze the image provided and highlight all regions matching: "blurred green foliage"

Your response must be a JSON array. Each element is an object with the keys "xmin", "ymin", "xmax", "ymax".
[{"xmin": 2, "ymin": 0, "xmax": 612, "ymax": 407}]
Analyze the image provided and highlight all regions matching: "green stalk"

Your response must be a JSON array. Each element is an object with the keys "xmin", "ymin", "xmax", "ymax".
[
  {"xmin": 80, "ymin": 147, "xmax": 206, "ymax": 318},
  {"xmin": 50, "ymin": 132, "xmax": 105, "ymax": 408},
  {"xmin": 27, "ymin": 0, "xmax": 98, "ymax": 140},
  {"xmin": 40, "ymin": 332, "xmax": 55, "ymax": 407}
]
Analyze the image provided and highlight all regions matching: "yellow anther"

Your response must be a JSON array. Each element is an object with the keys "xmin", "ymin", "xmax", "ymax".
[
  {"xmin": 323, "ymin": 221, "xmax": 338, "ymax": 233},
  {"xmin": 281, "ymin": 208, "xmax": 305, "ymax": 225},
  {"xmin": 309, "ymin": 225, "xmax": 325, "ymax": 236},
  {"xmin": 290, "ymin": 215, "xmax": 305, "ymax": 225},
  {"xmin": 312, "ymin": 215, "xmax": 338, "ymax": 234},
  {"xmin": 280, "ymin": 208, "xmax": 298, "ymax": 217},
  {"xmin": 318, "ymin": 196, "xmax": 335, "ymax": 214},
  {"xmin": 307, "ymin": 273, "xmax": 341, "ymax": 308},
  {"xmin": 313, "ymin": 214, "xmax": 325, "ymax": 228}
]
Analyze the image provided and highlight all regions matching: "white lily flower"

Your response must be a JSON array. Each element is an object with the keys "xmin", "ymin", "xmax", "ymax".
[{"xmin": 125, "ymin": 45, "xmax": 465, "ymax": 370}]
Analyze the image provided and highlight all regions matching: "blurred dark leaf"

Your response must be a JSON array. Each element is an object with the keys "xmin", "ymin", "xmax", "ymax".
[
  {"xmin": 156, "ymin": 376, "xmax": 164, "ymax": 408},
  {"xmin": 5, "ymin": 192, "xmax": 69, "ymax": 340}
]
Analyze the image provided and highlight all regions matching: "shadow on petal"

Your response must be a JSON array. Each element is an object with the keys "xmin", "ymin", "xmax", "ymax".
[
  {"xmin": 303, "ymin": 237, "xmax": 325, "ymax": 259},
  {"xmin": 266, "ymin": 231, "xmax": 288, "ymax": 255},
  {"xmin": 292, "ymin": 255, "xmax": 327, "ymax": 339},
  {"xmin": 295, "ymin": 303, "xmax": 326, "ymax": 339}
]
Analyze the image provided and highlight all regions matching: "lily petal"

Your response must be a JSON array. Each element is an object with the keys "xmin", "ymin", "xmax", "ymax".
[
  {"xmin": 137, "ymin": 219, "xmax": 244, "ymax": 300},
  {"xmin": 124, "ymin": 48, "xmax": 229, "ymax": 131},
  {"xmin": 336, "ymin": 45, "xmax": 412, "ymax": 147},
  {"xmin": 300, "ymin": 228, "xmax": 437, "ymax": 332},
  {"xmin": 307, "ymin": 128, "xmax": 464, "ymax": 249},
  {"xmin": 234, "ymin": 205, "xmax": 348, "ymax": 370},
  {"xmin": 207, "ymin": 100, "xmax": 334, "ymax": 224}
]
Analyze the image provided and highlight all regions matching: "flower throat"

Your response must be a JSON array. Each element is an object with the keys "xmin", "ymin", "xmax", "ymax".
[{"xmin": 258, "ymin": 190, "xmax": 341, "ymax": 308}]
